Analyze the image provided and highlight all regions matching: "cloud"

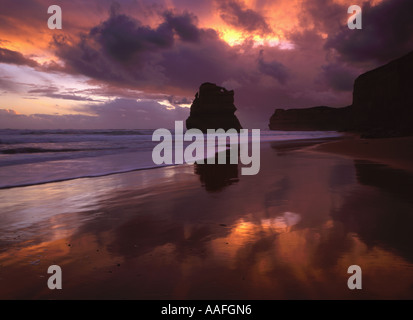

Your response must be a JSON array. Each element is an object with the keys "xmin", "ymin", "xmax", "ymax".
[
  {"xmin": 325, "ymin": 0, "xmax": 413, "ymax": 64},
  {"xmin": 218, "ymin": 0, "xmax": 272, "ymax": 35},
  {"xmin": 257, "ymin": 50, "xmax": 289, "ymax": 84},
  {"xmin": 0, "ymin": 99, "xmax": 190, "ymax": 129},
  {"xmin": 0, "ymin": 108, "xmax": 95, "ymax": 130},
  {"xmin": 51, "ymin": 6, "xmax": 252, "ymax": 94},
  {"xmin": 1, "ymin": 0, "xmax": 372, "ymax": 130},
  {"xmin": 89, "ymin": 7, "xmax": 175, "ymax": 62},
  {"xmin": 0, "ymin": 47, "xmax": 38, "ymax": 67},
  {"xmin": 0, "ymin": 0, "xmax": 45, "ymax": 34},
  {"xmin": 82, "ymin": 98, "xmax": 189, "ymax": 128},
  {"xmin": 299, "ymin": 0, "xmax": 346, "ymax": 34},
  {"xmin": 27, "ymin": 86, "xmax": 101, "ymax": 102},
  {"xmin": 0, "ymin": 77, "xmax": 19, "ymax": 92},
  {"xmin": 163, "ymin": 11, "xmax": 201, "ymax": 43}
]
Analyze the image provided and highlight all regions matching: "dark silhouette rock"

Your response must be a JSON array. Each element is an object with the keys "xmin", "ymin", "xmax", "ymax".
[
  {"xmin": 269, "ymin": 106, "xmax": 352, "ymax": 131},
  {"xmin": 194, "ymin": 150, "xmax": 239, "ymax": 192},
  {"xmin": 269, "ymin": 50, "xmax": 413, "ymax": 137},
  {"xmin": 351, "ymin": 50, "xmax": 413, "ymax": 138},
  {"xmin": 186, "ymin": 82, "xmax": 242, "ymax": 132}
]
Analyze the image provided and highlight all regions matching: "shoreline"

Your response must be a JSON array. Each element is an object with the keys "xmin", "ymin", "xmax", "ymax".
[
  {"xmin": 2, "ymin": 133, "xmax": 412, "ymax": 191},
  {"xmin": 0, "ymin": 163, "xmax": 178, "ymax": 190},
  {"xmin": 0, "ymin": 134, "xmax": 344, "ymax": 190}
]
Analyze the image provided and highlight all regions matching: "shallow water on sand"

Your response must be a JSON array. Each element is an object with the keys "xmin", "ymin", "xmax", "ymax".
[{"xmin": 1, "ymin": 142, "xmax": 413, "ymax": 299}]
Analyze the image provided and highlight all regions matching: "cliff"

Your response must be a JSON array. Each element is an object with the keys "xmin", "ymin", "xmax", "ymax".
[
  {"xmin": 186, "ymin": 82, "xmax": 242, "ymax": 132},
  {"xmin": 351, "ymin": 50, "xmax": 413, "ymax": 137},
  {"xmin": 269, "ymin": 50, "xmax": 413, "ymax": 137},
  {"xmin": 269, "ymin": 106, "xmax": 352, "ymax": 131}
]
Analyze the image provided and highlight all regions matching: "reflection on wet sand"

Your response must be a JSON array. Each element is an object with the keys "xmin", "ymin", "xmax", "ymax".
[
  {"xmin": 1, "ymin": 144, "xmax": 413, "ymax": 299},
  {"xmin": 194, "ymin": 151, "xmax": 239, "ymax": 192},
  {"xmin": 332, "ymin": 159, "xmax": 413, "ymax": 264}
]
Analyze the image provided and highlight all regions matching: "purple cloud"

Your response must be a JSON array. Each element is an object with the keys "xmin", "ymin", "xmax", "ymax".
[
  {"xmin": 0, "ymin": 47, "xmax": 38, "ymax": 67},
  {"xmin": 325, "ymin": 0, "xmax": 413, "ymax": 64},
  {"xmin": 218, "ymin": 0, "xmax": 272, "ymax": 35},
  {"xmin": 257, "ymin": 50, "xmax": 289, "ymax": 84},
  {"xmin": 320, "ymin": 63, "xmax": 359, "ymax": 92}
]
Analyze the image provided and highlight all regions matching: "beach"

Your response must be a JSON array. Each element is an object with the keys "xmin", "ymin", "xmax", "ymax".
[
  {"xmin": 1, "ymin": 135, "xmax": 413, "ymax": 299},
  {"xmin": 313, "ymin": 136, "xmax": 413, "ymax": 174}
]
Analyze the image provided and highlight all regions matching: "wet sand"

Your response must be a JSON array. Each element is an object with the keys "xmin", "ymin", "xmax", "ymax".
[
  {"xmin": 1, "ymin": 139, "xmax": 413, "ymax": 299},
  {"xmin": 313, "ymin": 136, "xmax": 413, "ymax": 173}
]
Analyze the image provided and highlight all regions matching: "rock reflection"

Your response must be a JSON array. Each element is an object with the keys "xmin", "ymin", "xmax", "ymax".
[
  {"xmin": 194, "ymin": 150, "xmax": 239, "ymax": 192},
  {"xmin": 332, "ymin": 159, "xmax": 413, "ymax": 263},
  {"xmin": 354, "ymin": 160, "xmax": 413, "ymax": 203}
]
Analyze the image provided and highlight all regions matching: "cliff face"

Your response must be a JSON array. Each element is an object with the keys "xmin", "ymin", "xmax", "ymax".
[
  {"xmin": 186, "ymin": 82, "xmax": 242, "ymax": 132},
  {"xmin": 351, "ymin": 51, "xmax": 413, "ymax": 137},
  {"xmin": 269, "ymin": 50, "xmax": 413, "ymax": 137},
  {"xmin": 269, "ymin": 106, "xmax": 352, "ymax": 131}
]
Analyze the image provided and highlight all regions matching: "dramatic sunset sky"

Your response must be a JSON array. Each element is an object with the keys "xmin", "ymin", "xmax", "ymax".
[{"xmin": 0, "ymin": 0, "xmax": 412, "ymax": 129}]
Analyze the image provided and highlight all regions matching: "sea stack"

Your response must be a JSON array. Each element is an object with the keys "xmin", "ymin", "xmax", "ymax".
[{"xmin": 186, "ymin": 82, "xmax": 242, "ymax": 132}]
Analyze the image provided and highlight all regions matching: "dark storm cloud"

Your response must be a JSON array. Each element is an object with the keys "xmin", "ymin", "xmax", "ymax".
[
  {"xmin": 218, "ymin": 0, "xmax": 272, "ymax": 34},
  {"xmin": 79, "ymin": 5, "xmax": 200, "ymax": 64},
  {"xmin": 325, "ymin": 0, "xmax": 413, "ymax": 64},
  {"xmin": 257, "ymin": 50, "xmax": 289, "ymax": 84},
  {"xmin": 53, "ymin": 33, "xmax": 137, "ymax": 85},
  {"xmin": 52, "ymin": 6, "xmax": 246, "ymax": 92},
  {"xmin": 0, "ymin": 0, "xmax": 367, "ymax": 130},
  {"xmin": 0, "ymin": 47, "xmax": 38, "ymax": 67},
  {"xmin": 163, "ymin": 11, "xmax": 201, "ymax": 43},
  {"xmin": 90, "ymin": 8, "xmax": 174, "ymax": 62},
  {"xmin": 158, "ymin": 30, "xmax": 245, "ymax": 89}
]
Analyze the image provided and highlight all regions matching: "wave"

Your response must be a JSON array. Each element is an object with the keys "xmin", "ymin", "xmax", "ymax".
[
  {"xmin": 0, "ymin": 129, "xmax": 344, "ymax": 190},
  {"xmin": 0, "ymin": 129, "xmax": 155, "ymax": 136},
  {"xmin": 1, "ymin": 147, "xmax": 121, "ymax": 154}
]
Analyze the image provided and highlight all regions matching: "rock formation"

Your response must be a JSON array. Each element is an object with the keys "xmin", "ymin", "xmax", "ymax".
[
  {"xmin": 194, "ymin": 150, "xmax": 239, "ymax": 192},
  {"xmin": 269, "ymin": 106, "xmax": 352, "ymax": 131},
  {"xmin": 351, "ymin": 50, "xmax": 413, "ymax": 137},
  {"xmin": 186, "ymin": 82, "xmax": 242, "ymax": 132},
  {"xmin": 269, "ymin": 50, "xmax": 413, "ymax": 137}
]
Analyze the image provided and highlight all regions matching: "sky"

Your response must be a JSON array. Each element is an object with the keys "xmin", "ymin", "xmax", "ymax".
[{"xmin": 0, "ymin": 0, "xmax": 412, "ymax": 129}]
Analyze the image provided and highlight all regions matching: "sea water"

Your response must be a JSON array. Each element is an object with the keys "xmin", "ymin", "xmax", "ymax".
[{"xmin": 0, "ymin": 129, "xmax": 342, "ymax": 189}]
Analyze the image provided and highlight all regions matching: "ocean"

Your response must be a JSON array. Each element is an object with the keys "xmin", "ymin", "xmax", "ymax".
[{"xmin": 0, "ymin": 129, "xmax": 342, "ymax": 189}]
